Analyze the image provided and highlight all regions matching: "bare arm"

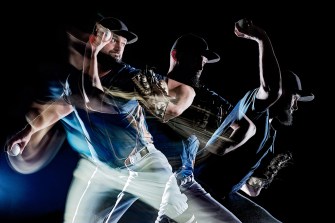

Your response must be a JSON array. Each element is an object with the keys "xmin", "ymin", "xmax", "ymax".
[
  {"xmin": 6, "ymin": 99, "xmax": 73, "ymax": 155},
  {"xmin": 82, "ymin": 32, "xmax": 122, "ymax": 114},
  {"xmin": 88, "ymin": 32, "xmax": 110, "ymax": 91},
  {"xmin": 223, "ymin": 114, "xmax": 256, "ymax": 153},
  {"xmin": 205, "ymin": 114, "xmax": 256, "ymax": 156},
  {"xmin": 164, "ymin": 78, "xmax": 195, "ymax": 121},
  {"xmin": 235, "ymin": 19, "xmax": 282, "ymax": 109}
]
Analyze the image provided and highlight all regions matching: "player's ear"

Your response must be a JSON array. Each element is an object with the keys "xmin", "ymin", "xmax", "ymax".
[{"xmin": 171, "ymin": 49, "xmax": 177, "ymax": 61}]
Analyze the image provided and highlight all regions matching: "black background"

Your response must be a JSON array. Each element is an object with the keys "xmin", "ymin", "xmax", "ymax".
[{"xmin": 1, "ymin": 2, "xmax": 329, "ymax": 222}]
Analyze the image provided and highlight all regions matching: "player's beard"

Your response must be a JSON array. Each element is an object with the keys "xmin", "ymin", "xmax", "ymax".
[
  {"xmin": 168, "ymin": 65, "xmax": 202, "ymax": 88},
  {"xmin": 97, "ymin": 52, "xmax": 124, "ymax": 71},
  {"xmin": 189, "ymin": 73, "xmax": 201, "ymax": 88}
]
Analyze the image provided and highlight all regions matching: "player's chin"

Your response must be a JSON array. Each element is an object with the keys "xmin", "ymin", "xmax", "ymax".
[{"xmin": 110, "ymin": 53, "xmax": 121, "ymax": 61}]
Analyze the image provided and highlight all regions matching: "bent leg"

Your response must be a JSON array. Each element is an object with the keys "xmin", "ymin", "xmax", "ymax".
[
  {"xmin": 125, "ymin": 148, "xmax": 196, "ymax": 223},
  {"xmin": 222, "ymin": 192, "xmax": 282, "ymax": 223},
  {"xmin": 180, "ymin": 178, "xmax": 242, "ymax": 223},
  {"xmin": 63, "ymin": 159, "xmax": 135, "ymax": 223}
]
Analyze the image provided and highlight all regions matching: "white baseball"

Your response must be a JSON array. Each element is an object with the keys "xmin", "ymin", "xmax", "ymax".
[
  {"xmin": 9, "ymin": 144, "xmax": 21, "ymax": 156},
  {"xmin": 105, "ymin": 30, "xmax": 112, "ymax": 41}
]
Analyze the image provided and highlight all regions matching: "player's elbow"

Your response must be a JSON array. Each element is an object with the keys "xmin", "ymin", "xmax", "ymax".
[
  {"xmin": 239, "ymin": 115, "xmax": 256, "ymax": 139},
  {"xmin": 167, "ymin": 106, "xmax": 185, "ymax": 118},
  {"xmin": 247, "ymin": 121, "xmax": 256, "ymax": 139}
]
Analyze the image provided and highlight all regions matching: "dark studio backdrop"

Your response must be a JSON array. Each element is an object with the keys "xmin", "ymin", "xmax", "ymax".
[{"xmin": 1, "ymin": 2, "xmax": 328, "ymax": 223}]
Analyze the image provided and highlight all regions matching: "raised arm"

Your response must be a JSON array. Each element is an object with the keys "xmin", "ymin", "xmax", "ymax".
[
  {"xmin": 202, "ymin": 18, "xmax": 282, "ymax": 156},
  {"xmin": 87, "ymin": 26, "xmax": 112, "ymax": 91},
  {"xmin": 235, "ymin": 19, "xmax": 282, "ymax": 109}
]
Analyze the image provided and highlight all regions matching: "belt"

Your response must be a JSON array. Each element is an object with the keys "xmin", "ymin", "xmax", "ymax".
[{"xmin": 124, "ymin": 145, "xmax": 155, "ymax": 166}]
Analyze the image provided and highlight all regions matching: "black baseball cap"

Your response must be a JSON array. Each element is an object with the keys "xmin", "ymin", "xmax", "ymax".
[
  {"xmin": 98, "ymin": 17, "xmax": 138, "ymax": 44},
  {"xmin": 282, "ymin": 70, "xmax": 314, "ymax": 102},
  {"xmin": 65, "ymin": 13, "xmax": 138, "ymax": 45},
  {"xmin": 171, "ymin": 33, "xmax": 220, "ymax": 63}
]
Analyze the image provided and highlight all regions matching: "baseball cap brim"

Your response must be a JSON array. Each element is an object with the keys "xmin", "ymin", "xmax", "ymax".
[
  {"xmin": 202, "ymin": 50, "xmax": 220, "ymax": 63},
  {"xmin": 172, "ymin": 33, "xmax": 220, "ymax": 63},
  {"xmin": 297, "ymin": 91, "xmax": 315, "ymax": 102},
  {"xmin": 113, "ymin": 30, "xmax": 138, "ymax": 44}
]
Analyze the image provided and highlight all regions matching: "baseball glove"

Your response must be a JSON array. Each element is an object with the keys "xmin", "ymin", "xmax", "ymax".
[
  {"xmin": 132, "ymin": 67, "xmax": 170, "ymax": 121},
  {"xmin": 248, "ymin": 151, "xmax": 293, "ymax": 189}
]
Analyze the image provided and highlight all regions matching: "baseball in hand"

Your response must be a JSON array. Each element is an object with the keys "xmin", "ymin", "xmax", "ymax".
[{"xmin": 8, "ymin": 144, "xmax": 21, "ymax": 156}]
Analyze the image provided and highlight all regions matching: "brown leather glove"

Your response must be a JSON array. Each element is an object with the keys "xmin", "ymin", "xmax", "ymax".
[{"xmin": 132, "ymin": 68, "xmax": 171, "ymax": 121}]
